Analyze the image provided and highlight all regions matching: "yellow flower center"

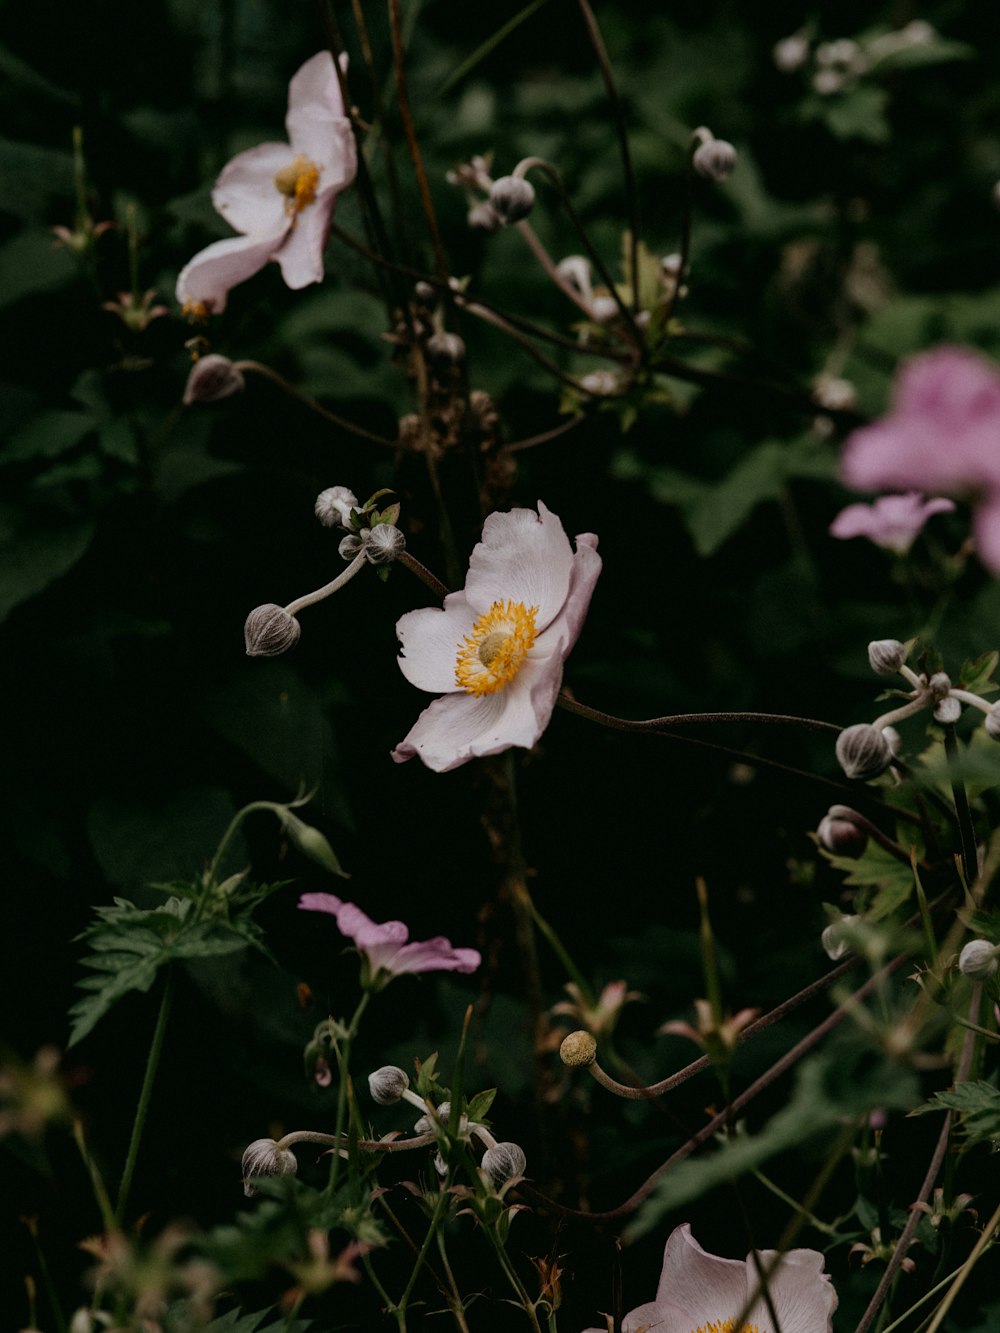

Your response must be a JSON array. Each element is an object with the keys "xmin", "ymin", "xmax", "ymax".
[
  {"xmin": 274, "ymin": 155, "xmax": 322, "ymax": 218},
  {"xmin": 454, "ymin": 600, "xmax": 538, "ymax": 696},
  {"xmin": 690, "ymin": 1322, "xmax": 762, "ymax": 1333},
  {"xmin": 182, "ymin": 298, "xmax": 211, "ymax": 323}
]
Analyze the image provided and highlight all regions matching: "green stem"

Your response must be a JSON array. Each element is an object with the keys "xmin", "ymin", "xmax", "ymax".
[
  {"xmin": 115, "ymin": 967, "xmax": 174, "ymax": 1224},
  {"xmin": 486, "ymin": 1227, "xmax": 543, "ymax": 1333},
  {"xmin": 393, "ymin": 1181, "xmax": 454, "ymax": 1320},
  {"xmin": 525, "ymin": 896, "xmax": 595, "ymax": 1008},
  {"xmin": 943, "ymin": 725, "xmax": 978, "ymax": 885},
  {"xmin": 325, "ymin": 989, "xmax": 371, "ymax": 1202}
]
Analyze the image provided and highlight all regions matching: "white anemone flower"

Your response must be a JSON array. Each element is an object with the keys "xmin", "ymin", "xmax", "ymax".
[
  {"xmin": 176, "ymin": 52, "xmax": 357, "ymax": 316},
  {"xmin": 583, "ymin": 1224, "xmax": 837, "ymax": 1333},
  {"xmin": 391, "ymin": 502, "xmax": 601, "ymax": 772}
]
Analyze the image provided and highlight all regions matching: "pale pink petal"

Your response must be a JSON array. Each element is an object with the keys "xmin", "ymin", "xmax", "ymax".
[
  {"xmin": 653, "ymin": 1225, "xmax": 748, "ymax": 1327},
  {"xmin": 391, "ymin": 673, "xmax": 548, "ymax": 772},
  {"xmin": 176, "ymin": 232, "xmax": 285, "ymax": 313},
  {"xmin": 829, "ymin": 493, "xmax": 954, "ymax": 554},
  {"xmin": 396, "ymin": 592, "xmax": 475, "ymax": 694},
  {"xmin": 298, "ymin": 891, "xmax": 345, "ymax": 917},
  {"xmin": 743, "ymin": 1249, "xmax": 838, "ymax": 1333},
  {"xmin": 385, "ymin": 937, "xmax": 481, "ymax": 975},
  {"xmin": 285, "ymin": 52, "xmax": 348, "ymax": 162},
  {"xmin": 972, "ymin": 491, "xmax": 1000, "ymax": 574},
  {"xmin": 532, "ymin": 531, "xmax": 602, "ymax": 658},
  {"xmin": 464, "ymin": 502, "xmax": 575, "ymax": 629},
  {"xmin": 212, "ymin": 142, "xmax": 292, "ymax": 237},
  {"xmin": 274, "ymin": 184, "xmax": 338, "ymax": 289}
]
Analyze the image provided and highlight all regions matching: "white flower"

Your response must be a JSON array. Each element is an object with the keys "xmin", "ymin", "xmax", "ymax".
[
  {"xmin": 582, "ymin": 1223, "xmax": 837, "ymax": 1333},
  {"xmin": 391, "ymin": 502, "xmax": 601, "ymax": 772},
  {"xmin": 176, "ymin": 52, "xmax": 357, "ymax": 316}
]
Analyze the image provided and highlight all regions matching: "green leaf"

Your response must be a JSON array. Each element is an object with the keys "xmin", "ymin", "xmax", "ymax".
[
  {"xmin": 822, "ymin": 840, "xmax": 915, "ymax": 920},
  {"xmin": 0, "ymin": 503, "xmax": 95, "ymax": 624},
  {"xmin": 466, "ymin": 1087, "xmax": 497, "ymax": 1122},
  {"xmin": 911, "ymin": 1080, "xmax": 1000, "ymax": 1147},
  {"xmin": 803, "ymin": 86, "xmax": 891, "ymax": 144},
  {"xmin": 0, "ymin": 229, "xmax": 78, "ymax": 308},
  {"xmin": 959, "ymin": 650, "xmax": 999, "ymax": 698},
  {"xmin": 4, "ymin": 409, "xmax": 98, "ymax": 463}
]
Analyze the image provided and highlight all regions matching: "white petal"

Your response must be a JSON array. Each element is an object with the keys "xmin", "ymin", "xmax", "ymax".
[
  {"xmin": 391, "ymin": 673, "xmax": 547, "ymax": 772},
  {"xmin": 653, "ymin": 1225, "xmax": 748, "ymax": 1328},
  {"xmin": 176, "ymin": 232, "xmax": 285, "ymax": 313},
  {"xmin": 286, "ymin": 52, "xmax": 349, "ymax": 165},
  {"xmin": 212, "ymin": 142, "xmax": 292, "ymax": 237},
  {"xmin": 743, "ymin": 1249, "xmax": 838, "ymax": 1333},
  {"xmin": 275, "ymin": 188, "xmax": 333, "ymax": 289},
  {"xmin": 464, "ymin": 501, "xmax": 574, "ymax": 630},
  {"xmin": 532, "ymin": 530, "xmax": 601, "ymax": 662},
  {"xmin": 396, "ymin": 592, "xmax": 474, "ymax": 694}
]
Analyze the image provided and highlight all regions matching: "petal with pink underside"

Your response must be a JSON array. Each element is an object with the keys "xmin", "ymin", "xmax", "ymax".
[
  {"xmin": 464, "ymin": 502, "xmax": 574, "ymax": 629},
  {"xmin": 212, "ymin": 142, "xmax": 291, "ymax": 237},
  {"xmin": 274, "ymin": 184, "xmax": 338, "ymax": 289},
  {"xmin": 742, "ymin": 1248, "xmax": 838, "ymax": 1333},
  {"xmin": 653, "ymin": 1225, "xmax": 748, "ymax": 1328},
  {"xmin": 396, "ymin": 592, "xmax": 475, "ymax": 694},
  {"xmin": 386, "ymin": 937, "xmax": 481, "ymax": 975},
  {"xmin": 176, "ymin": 232, "xmax": 284, "ymax": 313},
  {"xmin": 972, "ymin": 491, "xmax": 1000, "ymax": 574},
  {"xmin": 391, "ymin": 671, "xmax": 548, "ymax": 772},
  {"xmin": 533, "ymin": 532, "xmax": 602, "ymax": 659},
  {"xmin": 285, "ymin": 52, "xmax": 348, "ymax": 162},
  {"xmin": 298, "ymin": 891, "xmax": 345, "ymax": 917}
]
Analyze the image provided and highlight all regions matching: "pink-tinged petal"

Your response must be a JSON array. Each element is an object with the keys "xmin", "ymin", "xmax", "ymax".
[
  {"xmin": 286, "ymin": 52, "xmax": 348, "ymax": 162},
  {"xmin": 829, "ymin": 493, "xmax": 954, "ymax": 554},
  {"xmin": 176, "ymin": 232, "xmax": 285, "ymax": 313},
  {"xmin": 742, "ymin": 1249, "xmax": 838, "ymax": 1333},
  {"xmin": 653, "ymin": 1225, "xmax": 748, "ymax": 1326},
  {"xmin": 298, "ymin": 891, "xmax": 345, "ymax": 917},
  {"xmin": 972, "ymin": 491, "xmax": 1000, "ymax": 574},
  {"xmin": 464, "ymin": 502, "xmax": 575, "ymax": 629},
  {"xmin": 396, "ymin": 592, "xmax": 476, "ymax": 694},
  {"xmin": 212, "ymin": 142, "xmax": 292, "ymax": 237},
  {"xmin": 391, "ymin": 673, "xmax": 549, "ymax": 772},
  {"xmin": 274, "ymin": 184, "xmax": 337, "ymax": 289},
  {"xmin": 386, "ymin": 937, "xmax": 481, "ymax": 975},
  {"xmin": 533, "ymin": 531, "xmax": 602, "ymax": 659}
]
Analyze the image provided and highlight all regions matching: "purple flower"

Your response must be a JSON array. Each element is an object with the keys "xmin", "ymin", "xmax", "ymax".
[
  {"xmin": 582, "ymin": 1223, "xmax": 837, "ymax": 1333},
  {"xmin": 176, "ymin": 52, "xmax": 356, "ymax": 316},
  {"xmin": 298, "ymin": 893, "xmax": 480, "ymax": 985},
  {"xmin": 839, "ymin": 345, "xmax": 1000, "ymax": 571},
  {"xmin": 829, "ymin": 492, "xmax": 955, "ymax": 554},
  {"xmin": 391, "ymin": 502, "xmax": 602, "ymax": 772}
]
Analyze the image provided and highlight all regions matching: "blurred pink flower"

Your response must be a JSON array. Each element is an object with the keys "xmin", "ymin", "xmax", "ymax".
[
  {"xmin": 392, "ymin": 502, "xmax": 601, "ymax": 772},
  {"xmin": 839, "ymin": 345, "xmax": 1000, "ymax": 570},
  {"xmin": 829, "ymin": 492, "xmax": 954, "ymax": 554},
  {"xmin": 299, "ymin": 893, "xmax": 480, "ymax": 985},
  {"xmin": 176, "ymin": 52, "xmax": 356, "ymax": 316},
  {"xmin": 583, "ymin": 1223, "xmax": 837, "ymax": 1333}
]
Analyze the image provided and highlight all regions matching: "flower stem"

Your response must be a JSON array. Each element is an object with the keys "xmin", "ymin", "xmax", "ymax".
[
  {"xmin": 943, "ymin": 725, "xmax": 979, "ymax": 884},
  {"xmin": 325, "ymin": 989, "xmax": 371, "ymax": 1202},
  {"xmin": 283, "ymin": 549, "xmax": 368, "ymax": 616},
  {"xmin": 235, "ymin": 361, "xmax": 398, "ymax": 447},
  {"xmin": 115, "ymin": 966, "xmax": 174, "ymax": 1224}
]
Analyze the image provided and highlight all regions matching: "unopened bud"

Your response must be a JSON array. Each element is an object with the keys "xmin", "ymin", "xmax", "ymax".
[
  {"xmin": 432, "ymin": 1150, "xmax": 448, "ymax": 1177},
  {"xmin": 365, "ymin": 524, "xmax": 406, "ymax": 565},
  {"xmin": 339, "ymin": 533, "xmax": 365, "ymax": 560},
  {"xmin": 414, "ymin": 1100, "xmax": 454, "ymax": 1135},
  {"xmin": 985, "ymin": 704, "xmax": 1000, "ymax": 740},
  {"xmin": 958, "ymin": 939, "xmax": 999, "ymax": 980},
  {"xmin": 468, "ymin": 200, "xmax": 501, "ymax": 232},
  {"xmin": 481, "ymin": 1141, "xmax": 526, "ymax": 1184},
  {"xmin": 315, "ymin": 485, "xmax": 358, "ymax": 529},
  {"xmin": 817, "ymin": 806, "xmax": 868, "ymax": 857},
  {"xmin": 774, "ymin": 32, "xmax": 810, "ymax": 72},
  {"xmin": 559, "ymin": 1030, "xmax": 597, "ymax": 1068},
  {"xmin": 489, "ymin": 175, "xmax": 536, "ymax": 224},
  {"xmin": 835, "ymin": 723, "xmax": 893, "ymax": 780},
  {"xmin": 822, "ymin": 916, "xmax": 860, "ymax": 962},
  {"xmin": 242, "ymin": 1137, "xmax": 297, "ymax": 1197},
  {"xmin": 369, "ymin": 1066, "xmax": 410, "ymax": 1105},
  {"xmin": 413, "ymin": 281, "xmax": 437, "ymax": 309},
  {"xmin": 692, "ymin": 135, "xmax": 737, "ymax": 182},
  {"xmin": 934, "ymin": 696, "xmax": 961, "ymax": 725},
  {"xmin": 426, "ymin": 331, "xmax": 466, "ymax": 369},
  {"xmin": 868, "ymin": 640, "xmax": 906, "ymax": 676},
  {"xmin": 591, "ymin": 294, "xmax": 619, "ymax": 324},
  {"xmin": 579, "ymin": 369, "xmax": 619, "ymax": 397},
  {"xmin": 244, "ymin": 604, "xmax": 300, "ymax": 657},
  {"xmin": 928, "ymin": 671, "xmax": 952, "ymax": 699},
  {"xmin": 183, "ymin": 354, "xmax": 245, "ymax": 405}
]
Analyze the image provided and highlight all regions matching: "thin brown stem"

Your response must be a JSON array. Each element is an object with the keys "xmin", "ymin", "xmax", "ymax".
[
  {"xmin": 235, "ymin": 361, "xmax": 399, "ymax": 448},
  {"xmin": 505, "ymin": 414, "xmax": 587, "ymax": 454}
]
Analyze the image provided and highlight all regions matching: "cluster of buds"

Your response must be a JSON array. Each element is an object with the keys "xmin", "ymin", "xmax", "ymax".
[
  {"xmin": 835, "ymin": 639, "xmax": 1000, "ymax": 781},
  {"xmin": 447, "ymin": 153, "xmax": 536, "ymax": 231},
  {"xmin": 773, "ymin": 22, "xmax": 940, "ymax": 95}
]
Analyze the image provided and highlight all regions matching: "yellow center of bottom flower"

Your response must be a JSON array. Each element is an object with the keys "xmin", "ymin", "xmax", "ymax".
[
  {"xmin": 454, "ymin": 600, "xmax": 538, "ymax": 696},
  {"xmin": 274, "ymin": 155, "xmax": 322, "ymax": 217},
  {"xmin": 690, "ymin": 1322, "xmax": 762, "ymax": 1333}
]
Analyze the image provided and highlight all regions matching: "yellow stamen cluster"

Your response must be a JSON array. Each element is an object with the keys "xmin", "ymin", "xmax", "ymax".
[
  {"xmin": 454, "ymin": 600, "xmax": 538, "ymax": 696},
  {"xmin": 274, "ymin": 155, "xmax": 322, "ymax": 218},
  {"xmin": 182, "ymin": 299, "xmax": 211, "ymax": 323},
  {"xmin": 690, "ymin": 1321, "xmax": 762, "ymax": 1333}
]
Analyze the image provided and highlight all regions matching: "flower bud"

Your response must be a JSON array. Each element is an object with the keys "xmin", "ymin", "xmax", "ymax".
[
  {"xmin": 773, "ymin": 32, "xmax": 810, "ymax": 72},
  {"xmin": 985, "ymin": 704, "xmax": 1000, "ymax": 740},
  {"xmin": 315, "ymin": 486, "xmax": 358, "ymax": 529},
  {"xmin": 489, "ymin": 175, "xmax": 536, "ymax": 224},
  {"xmin": 934, "ymin": 696, "xmax": 962, "ymax": 725},
  {"xmin": 244, "ymin": 604, "xmax": 300, "ymax": 657},
  {"xmin": 867, "ymin": 639, "xmax": 907, "ymax": 676},
  {"xmin": 882, "ymin": 725, "xmax": 902, "ymax": 755},
  {"xmin": 468, "ymin": 200, "xmax": 501, "ymax": 233},
  {"xmin": 413, "ymin": 280, "xmax": 437, "ymax": 309},
  {"xmin": 579, "ymin": 370, "xmax": 619, "ymax": 397},
  {"xmin": 481, "ymin": 1141, "xmax": 526, "ymax": 1184},
  {"xmin": 339, "ymin": 533, "xmax": 365, "ymax": 560},
  {"xmin": 426, "ymin": 331, "xmax": 466, "ymax": 368},
  {"xmin": 242, "ymin": 1137, "xmax": 297, "ymax": 1197},
  {"xmin": 414, "ymin": 1100, "xmax": 451, "ymax": 1134},
  {"xmin": 432, "ymin": 1150, "xmax": 448, "ymax": 1177},
  {"xmin": 817, "ymin": 806, "xmax": 867, "ymax": 857},
  {"xmin": 928, "ymin": 671, "xmax": 952, "ymax": 700},
  {"xmin": 183, "ymin": 354, "xmax": 245, "ymax": 405},
  {"xmin": 591, "ymin": 294, "xmax": 619, "ymax": 324},
  {"xmin": 822, "ymin": 916, "xmax": 860, "ymax": 962},
  {"xmin": 692, "ymin": 136, "xmax": 737, "ymax": 182},
  {"xmin": 365, "ymin": 524, "xmax": 406, "ymax": 565},
  {"xmin": 559, "ymin": 1030, "xmax": 597, "ymax": 1068},
  {"xmin": 958, "ymin": 939, "xmax": 999, "ymax": 980},
  {"xmin": 835, "ymin": 724, "xmax": 892, "ymax": 780},
  {"xmin": 369, "ymin": 1065, "xmax": 410, "ymax": 1105}
]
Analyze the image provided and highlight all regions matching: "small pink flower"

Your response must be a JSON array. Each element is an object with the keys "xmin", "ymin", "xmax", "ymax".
[
  {"xmin": 839, "ymin": 345, "xmax": 1000, "ymax": 570},
  {"xmin": 298, "ymin": 893, "xmax": 480, "ymax": 985},
  {"xmin": 176, "ymin": 52, "xmax": 356, "ymax": 316},
  {"xmin": 392, "ymin": 502, "xmax": 601, "ymax": 772},
  {"xmin": 582, "ymin": 1223, "xmax": 837, "ymax": 1333},
  {"xmin": 829, "ymin": 492, "xmax": 955, "ymax": 554}
]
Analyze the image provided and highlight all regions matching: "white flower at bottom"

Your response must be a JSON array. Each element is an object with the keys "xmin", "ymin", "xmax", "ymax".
[
  {"xmin": 582, "ymin": 1223, "xmax": 837, "ymax": 1333},
  {"xmin": 391, "ymin": 502, "xmax": 601, "ymax": 772}
]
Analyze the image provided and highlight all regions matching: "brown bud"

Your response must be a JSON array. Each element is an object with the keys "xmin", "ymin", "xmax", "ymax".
[{"xmin": 183, "ymin": 354, "xmax": 245, "ymax": 405}]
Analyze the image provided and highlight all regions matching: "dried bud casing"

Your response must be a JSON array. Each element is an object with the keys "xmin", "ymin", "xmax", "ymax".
[
  {"xmin": 489, "ymin": 175, "xmax": 536, "ymax": 224},
  {"xmin": 368, "ymin": 1065, "xmax": 410, "ymax": 1105},
  {"xmin": 958, "ymin": 939, "xmax": 999, "ymax": 979},
  {"xmin": 183, "ymin": 354, "xmax": 245, "ymax": 405},
  {"xmin": 481, "ymin": 1141, "xmax": 526, "ymax": 1184},
  {"xmin": 242, "ymin": 1137, "xmax": 297, "ymax": 1197},
  {"xmin": 244, "ymin": 604, "xmax": 300, "ymax": 657},
  {"xmin": 692, "ymin": 137, "xmax": 737, "ymax": 182},
  {"xmin": 835, "ymin": 724, "xmax": 893, "ymax": 780},
  {"xmin": 817, "ymin": 806, "xmax": 867, "ymax": 857},
  {"xmin": 867, "ymin": 639, "xmax": 907, "ymax": 676},
  {"xmin": 315, "ymin": 486, "xmax": 359, "ymax": 529},
  {"xmin": 365, "ymin": 525, "xmax": 406, "ymax": 565},
  {"xmin": 559, "ymin": 1030, "xmax": 597, "ymax": 1068}
]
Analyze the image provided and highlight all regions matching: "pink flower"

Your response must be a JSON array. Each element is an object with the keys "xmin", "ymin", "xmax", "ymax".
[
  {"xmin": 176, "ymin": 52, "xmax": 356, "ymax": 316},
  {"xmin": 829, "ymin": 492, "xmax": 955, "ymax": 554},
  {"xmin": 839, "ymin": 345, "xmax": 1000, "ymax": 570},
  {"xmin": 298, "ymin": 893, "xmax": 480, "ymax": 985},
  {"xmin": 583, "ymin": 1223, "xmax": 837, "ymax": 1333},
  {"xmin": 392, "ymin": 502, "xmax": 601, "ymax": 772}
]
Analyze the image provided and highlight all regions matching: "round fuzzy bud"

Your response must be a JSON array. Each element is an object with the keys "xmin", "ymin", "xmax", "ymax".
[
  {"xmin": 867, "ymin": 639, "xmax": 907, "ymax": 676},
  {"xmin": 369, "ymin": 1065, "xmax": 410, "ymax": 1105},
  {"xmin": 958, "ymin": 939, "xmax": 999, "ymax": 980},
  {"xmin": 882, "ymin": 725, "xmax": 902, "ymax": 755},
  {"xmin": 934, "ymin": 696, "xmax": 962, "ymax": 725},
  {"xmin": 560, "ymin": 1030, "xmax": 597, "ymax": 1068},
  {"xmin": 928, "ymin": 671, "xmax": 952, "ymax": 700},
  {"xmin": 244, "ymin": 604, "xmax": 300, "ymax": 657},
  {"xmin": 426, "ymin": 331, "xmax": 466, "ymax": 369},
  {"xmin": 183, "ymin": 354, "xmax": 245, "ymax": 406},
  {"xmin": 481, "ymin": 1141, "xmax": 526, "ymax": 1185},
  {"xmin": 692, "ymin": 138, "xmax": 737, "ymax": 183},
  {"xmin": 242, "ymin": 1137, "xmax": 297, "ymax": 1197},
  {"xmin": 413, "ymin": 281, "xmax": 437, "ymax": 309},
  {"xmin": 773, "ymin": 32, "xmax": 809, "ymax": 72},
  {"xmin": 468, "ymin": 200, "xmax": 501, "ymax": 233},
  {"xmin": 315, "ymin": 485, "xmax": 358, "ymax": 529},
  {"xmin": 339, "ymin": 533, "xmax": 365, "ymax": 560},
  {"xmin": 835, "ymin": 724, "xmax": 893, "ymax": 781},
  {"xmin": 365, "ymin": 524, "xmax": 406, "ymax": 565},
  {"xmin": 985, "ymin": 704, "xmax": 1000, "ymax": 740},
  {"xmin": 817, "ymin": 806, "xmax": 867, "ymax": 857},
  {"xmin": 591, "ymin": 294, "xmax": 619, "ymax": 324},
  {"xmin": 489, "ymin": 175, "xmax": 536, "ymax": 224}
]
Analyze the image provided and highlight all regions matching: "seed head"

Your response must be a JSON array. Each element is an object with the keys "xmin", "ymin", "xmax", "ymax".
[{"xmin": 559, "ymin": 1030, "xmax": 597, "ymax": 1068}]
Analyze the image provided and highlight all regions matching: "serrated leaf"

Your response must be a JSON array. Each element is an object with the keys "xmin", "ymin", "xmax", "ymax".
[
  {"xmin": 466, "ymin": 1087, "xmax": 497, "ymax": 1122},
  {"xmin": 911, "ymin": 1080, "xmax": 1000, "ymax": 1146},
  {"xmin": 822, "ymin": 840, "xmax": 916, "ymax": 919},
  {"xmin": 960, "ymin": 650, "xmax": 999, "ymax": 698}
]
